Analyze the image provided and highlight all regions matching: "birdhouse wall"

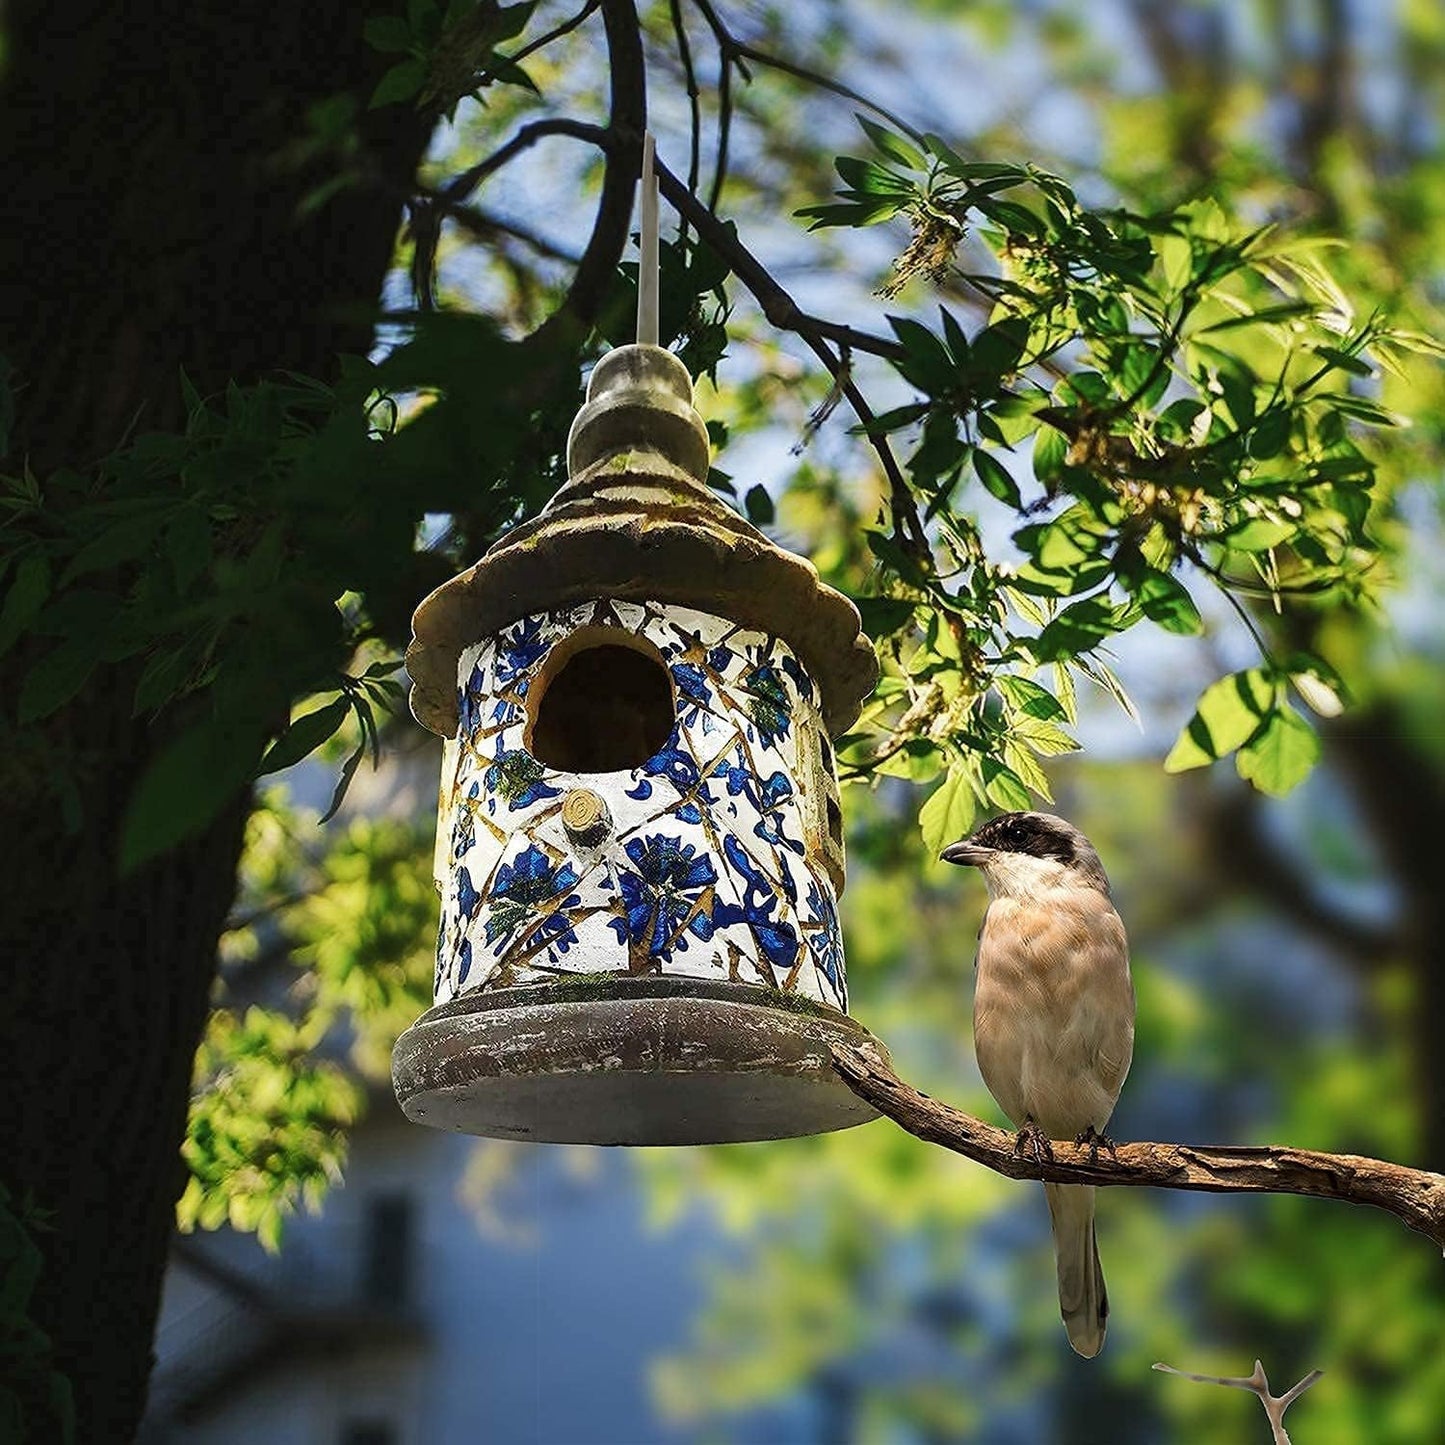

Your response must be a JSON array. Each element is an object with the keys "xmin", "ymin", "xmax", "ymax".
[{"xmin": 433, "ymin": 598, "xmax": 849, "ymax": 1011}]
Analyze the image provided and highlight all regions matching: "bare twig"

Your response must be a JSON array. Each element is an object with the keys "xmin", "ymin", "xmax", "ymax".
[
  {"xmin": 650, "ymin": 157, "xmax": 928, "ymax": 558},
  {"xmin": 440, "ymin": 116, "xmax": 610, "ymax": 207},
  {"xmin": 1154, "ymin": 1359, "xmax": 1323, "ymax": 1445},
  {"xmin": 830, "ymin": 1043, "xmax": 1445, "ymax": 1252},
  {"xmin": 508, "ymin": 0, "xmax": 601, "ymax": 68},
  {"xmin": 667, "ymin": 0, "xmax": 703, "ymax": 215},
  {"xmin": 690, "ymin": 0, "xmax": 926, "ymax": 144},
  {"xmin": 524, "ymin": 0, "xmax": 646, "ymax": 354}
]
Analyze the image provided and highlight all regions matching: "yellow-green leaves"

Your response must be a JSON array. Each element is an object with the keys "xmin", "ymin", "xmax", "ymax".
[
  {"xmin": 1234, "ymin": 706, "xmax": 1322, "ymax": 797},
  {"xmin": 919, "ymin": 770, "xmax": 976, "ymax": 856},
  {"xmin": 1166, "ymin": 668, "xmax": 1322, "ymax": 796},
  {"xmin": 1165, "ymin": 669, "xmax": 1275, "ymax": 772}
]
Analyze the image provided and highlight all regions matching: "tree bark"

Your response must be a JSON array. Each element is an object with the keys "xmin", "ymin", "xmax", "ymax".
[{"xmin": 0, "ymin": 4, "xmax": 433, "ymax": 1437}]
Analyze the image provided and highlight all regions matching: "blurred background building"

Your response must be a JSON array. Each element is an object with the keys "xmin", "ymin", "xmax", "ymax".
[{"xmin": 140, "ymin": 1106, "xmax": 711, "ymax": 1445}]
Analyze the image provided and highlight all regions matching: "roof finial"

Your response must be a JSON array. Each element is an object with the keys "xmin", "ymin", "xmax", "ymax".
[{"xmin": 637, "ymin": 131, "xmax": 659, "ymax": 347}]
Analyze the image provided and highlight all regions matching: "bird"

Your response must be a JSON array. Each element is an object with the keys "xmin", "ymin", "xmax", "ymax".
[{"xmin": 941, "ymin": 810, "xmax": 1135, "ymax": 1358}]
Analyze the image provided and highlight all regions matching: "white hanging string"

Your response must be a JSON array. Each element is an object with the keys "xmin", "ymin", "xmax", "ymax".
[{"xmin": 637, "ymin": 131, "xmax": 659, "ymax": 347}]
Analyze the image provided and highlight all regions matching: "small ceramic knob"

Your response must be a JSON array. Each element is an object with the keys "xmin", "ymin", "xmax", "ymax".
[{"xmin": 561, "ymin": 788, "xmax": 612, "ymax": 847}]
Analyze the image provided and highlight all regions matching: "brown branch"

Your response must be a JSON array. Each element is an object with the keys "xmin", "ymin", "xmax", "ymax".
[
  {"xmin": 523, "ymin": 0, "xmax": 646, "ymax": 354},
  {"xmin": 689, "ymin": 0, "xmax": 926, "ymax": 145},
  {"xmin": 440, "ymin": 116, "xmax": 609, "ymax": 205},
  {"xmin": 508, "ymin": 0, "xmax": 601, "ymax": 68},
  {"xmin": 830, "ymin": 1043, "xmax": 1445, "ymax": 1252},
  {"xmin": 651, "ymin": 157, "xmax": 930, "ymax": 559}
]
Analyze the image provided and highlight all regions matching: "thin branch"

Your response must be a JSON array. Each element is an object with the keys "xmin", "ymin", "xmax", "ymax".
[
  {"xmin": 667, "ymin": 0, "xmax": 703, "ymax": 218},
  {"xmin": 441, "ymin": 116, "xmax": 609, "ymax": 206},
  {"xmin": 830, "ymin": 1043, "xmax": 1445, "ymax": 1252},
  {"xmin": 451, "ymin": 206, "xmax": 581, "ymax": 265},
  {"xmin": 524, "ymin": 0, "xmax": 646, "ymax": 355},
  {"xmin": 651, "ymin": 156, "xmax": 928, "ymax": 558},
  {"xmin": 508, "ymin": 0, "xmax": 601, "ymax": 68},
  {"xmin": 1154, "ymin": 1359, "xmax": 1323, "ymax": 1445},
  {"xmin": 708, "ymin": 16, "xmax": 734, "ymax": 211},
  {"xmin": 690, "ymin": 0, "xmax": 926, "ymax": 144}
]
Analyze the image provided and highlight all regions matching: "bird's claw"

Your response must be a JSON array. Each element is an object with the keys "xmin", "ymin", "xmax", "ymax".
[
  {"xmin": 1014, "ymin": 1118, "xmax": 1055, "ymax": 1166},
  {"xmin": 1074, "ymin": 1125, "xmax": 1118, "ymax": 1164}
]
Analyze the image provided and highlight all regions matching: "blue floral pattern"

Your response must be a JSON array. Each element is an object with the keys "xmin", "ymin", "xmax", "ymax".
[
  {"xmin": 483, "ymin": 845, "xmax": 581, "ymax": 956},
  {"xmin": 433, "ymin": 598, "xmax": 849, "ymax": 1010},
  {"xmin": 608, "ymin": 833, "xmax": 717, "ymax": 963}
]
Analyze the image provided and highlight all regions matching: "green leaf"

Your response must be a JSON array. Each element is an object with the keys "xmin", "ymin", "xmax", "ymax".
[
  {"xmin": 996, "ymin": 674, "xmax": 1067, "ymax": 721},
  {"xmin": 1226, "ymin": 517, "xmax": 1295, "ymax": 552},
  {"xmin": 121, "ymin": 721, "xmax": 263, "ymax": 872},
  {"xmin": 864, "ymin": 529, "xmax": 930, "ymax": 589},
  {"xmin": 971, "ymin": 316, "xmax": 1031, "ymax": 379},
  {"xmin": 369, "ymin": 57, "xmax": 427, "ymax": 107},
  {"xmin": 363, "ymin": 15, "xmax": 414, "ymax": 51},
  {"xmin": 165, "ymin": 506, "xmax": 214, "ymax": 593},
  {"xmin": 1031, "ymin": 595, "xmax": 1121, "ymax": 661},
  {"xmin": 132, "ymin": 646, "xmax": 197, "ymax": 716},
  {"xmin": 319, "ymin": 740, "xmax": 366, "ymax": 824},
  {"xmin": 1236, "ymin": 706, "xmax": 1320, "ymax": 796},
  {"xmin": 981, "ymin": 758, "xmax": 1032, "ymax": 811},
  {"xmin": 973, "ymin": 449, "xmax": 1022, "ymax": 507},
  {"xmin": 1164, "ymin": 668, "xmax": 1274, "ymax": 772},
  {"xmin": 18, "ymin": 640, "xmax": 99, "ymax": 723},
  {"xmin": 58, "ymin": 512, "xmax": 166, "ymax": 585},
  {"xmin": 856, "ymin": 114, "xmax": 923, "ymax": 169},
  {"xmin": 1129, "ymin": 568, "xmax": 1202, "ymax": 635},
  {"xmin": 1157, "ymin": 232, "xmax": 1193, "ymax": 291},
  {"xmin": 744, "ymin": 484, "xmax": 775, "ymax": 526},
  {"xmin": 257, "ymin": 697, "xmax": 351, "ymax": 777},
  {"xmin": 0, "ymin": 554, "xmax": 50, "ymax": 659},
  {"xmin": 853, "ymin": 596, "xmax": 917, "ymax": 639},
  {"xmin": 919, "ymin": 770, "xmax": 975, "ymax": 856},
  {"xmin": 887, "ymin": 316, "xmax": 956, "ymax": 393},
  {"xmin": 835, "ymin": 156, "xmax": 914, "ymax": 197},
  {"xmin": 1310, "ymin": 344, "xmax": 1372, "ymax": 378}
]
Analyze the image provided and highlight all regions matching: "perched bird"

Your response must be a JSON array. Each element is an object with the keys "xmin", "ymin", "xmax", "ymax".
[{"xmin": 941, "ymin": 811, "xmax": 1135, "ymax": 1358}]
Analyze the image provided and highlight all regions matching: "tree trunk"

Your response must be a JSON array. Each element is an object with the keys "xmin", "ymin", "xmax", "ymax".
[{"xmin": 0, "ymin": 4, "xmax": 433, "ymax": 1437}]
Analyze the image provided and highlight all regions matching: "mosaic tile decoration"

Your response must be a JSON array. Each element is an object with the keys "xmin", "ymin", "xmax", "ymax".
[{"xmin": 433, "ymin": 599, "xmax": 849, "ymax": 1012}]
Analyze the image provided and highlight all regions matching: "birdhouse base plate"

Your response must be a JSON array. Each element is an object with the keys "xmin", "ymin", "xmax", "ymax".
[{"xmin": 392, "ymin": 978, "xmax": 890, "ymax": 1145}]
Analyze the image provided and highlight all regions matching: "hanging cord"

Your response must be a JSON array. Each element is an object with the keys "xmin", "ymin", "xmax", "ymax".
[{"xmin": 637, "ymin": 131, "xmax": 660, "ymax": 346}]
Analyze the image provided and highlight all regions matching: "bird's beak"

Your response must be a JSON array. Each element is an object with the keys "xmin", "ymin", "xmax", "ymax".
[{"xmin": 940, "ymin": 841, "xmax": 992, "ymax": 867}]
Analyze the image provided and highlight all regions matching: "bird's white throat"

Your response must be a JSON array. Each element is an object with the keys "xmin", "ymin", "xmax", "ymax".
[{"xmin": 977, "ymin": 851, "xmax": 1074, "ymax": 901}]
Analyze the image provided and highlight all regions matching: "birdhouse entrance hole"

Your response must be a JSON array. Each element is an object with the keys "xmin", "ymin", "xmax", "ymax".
[{"xmin": 525, "ymin": 627, "xmax": 674, "ymax": 773}]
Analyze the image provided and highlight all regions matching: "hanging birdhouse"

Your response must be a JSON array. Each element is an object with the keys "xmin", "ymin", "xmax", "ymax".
[{"xmin": 392, "ymin": 144, "xmax": 887, "ymax": 1144}]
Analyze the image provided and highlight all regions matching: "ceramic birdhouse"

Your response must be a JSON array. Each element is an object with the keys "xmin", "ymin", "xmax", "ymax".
[
  {"xmin": 392, "ymin": 148, "xmax": 887, "ymax": 1144},
  {"xmin": 392, "ymin": 340, "xmax": 888, "ymax": 1144}
]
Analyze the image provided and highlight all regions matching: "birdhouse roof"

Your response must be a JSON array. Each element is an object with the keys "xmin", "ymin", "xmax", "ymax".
[{"xmin": 407, "ymin": 345, "xmax": 879, "ymax": 739}]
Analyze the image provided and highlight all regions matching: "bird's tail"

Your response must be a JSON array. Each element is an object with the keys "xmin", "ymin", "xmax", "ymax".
[{"xmin": 1044, "ymin": 1182, "xmax": 1108, "ymax": 1358}]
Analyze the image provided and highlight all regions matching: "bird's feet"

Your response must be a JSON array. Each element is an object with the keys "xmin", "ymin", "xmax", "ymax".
[
  {"xmin": 1074, "ymin": 1124, "xmax": 1118, "ymax": 1164},
  {"xmin": 1013, "ymin": 1117, "xmax": 1055, "ymax": 1166}
]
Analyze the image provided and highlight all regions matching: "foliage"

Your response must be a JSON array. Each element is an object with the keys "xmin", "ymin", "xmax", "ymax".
[
  {"xmin": 0, "ymin": 364, "xmax": 415, "ymax": 866},
  {"xmin": 800, "ymin": 123, "xmax": 1426, "ymax": 837},
  {"xmin": 0, "ymin": 1187, "xmax": 74, "ymax": 1444},
  {"xmin": 179, "ymin": 788, "xmax": 436, "ymax": 1249}
]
